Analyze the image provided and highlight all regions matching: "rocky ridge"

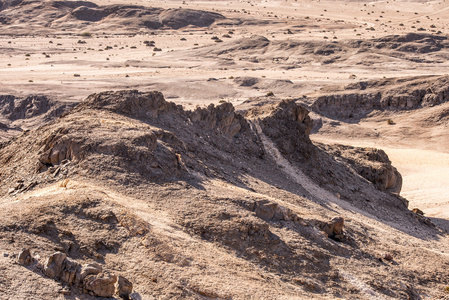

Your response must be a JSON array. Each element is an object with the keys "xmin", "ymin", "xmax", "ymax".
[
  {"xmin": 0, "ymin": 90, "xmax": 447, "ymax": 299},
  {"xmin": 311, "ymin": 75, "xmax": 449, "ymax": 120}
]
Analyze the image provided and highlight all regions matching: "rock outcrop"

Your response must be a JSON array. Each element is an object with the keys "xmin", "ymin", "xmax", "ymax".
[
  {"xmin": 246, "ymin": 99, "xmax": 313, "ymax": 157},
  {"xmin": 0, "ymin": 94, "xmax": 70, "ymax": 122},
  {"xmin": 312, "ymin": 75, "xmax": 449, "ymax": 120},
  {"xmin": 17, "ymin": 248, "xmax": 33, "ymax": 266},
  {"xmin": 320, "ymin": 217, "xmax": 345, "ymax": 241},
  {"xmin": 322, "ymin": 144, "xmax": 402, "ymax": 194},
  {"xmin": 40, "ymin": 251, "xmax": 132, "ymax": 298}
]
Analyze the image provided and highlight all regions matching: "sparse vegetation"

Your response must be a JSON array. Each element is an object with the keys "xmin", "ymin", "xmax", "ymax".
[
  {"xmin": 80, "ymin": 32, "xmax": 92, "ymax": 37},
  {"xmin": 59, "ymin": 179, "xmax": 69, "ymax": 188}
]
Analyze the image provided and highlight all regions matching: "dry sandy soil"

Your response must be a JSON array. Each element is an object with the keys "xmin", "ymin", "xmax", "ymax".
[{"xmin": 0, "ymin": 0, "xmax": 449, "ymax": 299}]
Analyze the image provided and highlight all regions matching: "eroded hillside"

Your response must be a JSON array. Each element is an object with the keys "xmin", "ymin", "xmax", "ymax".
[{"xmin": 0, "ymin": 91, "xmax": 448, "ymax": 299}]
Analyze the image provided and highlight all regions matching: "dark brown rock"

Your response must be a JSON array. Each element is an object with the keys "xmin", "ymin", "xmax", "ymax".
[
  {"xmin": 254, "ymin": 200, "xmax": 278, "ymax": 221},
  {"xmin": 84, "ymin": 272, "xmax": 117, "ymax": 298},
  {"xmin": 76, "ymin": 263, "xmax": 103, "ymax": 285},
  {"xmin": 116, "ymin": 275, "xmax": 133, "ymax": 299},
  {"xmin": 17, "ymin": 248, "xmax": 33, "ymax": 266},
  {"xmin": 44, "ymin": 252, "xmax": 67, "ymax": 279},
  {"xmin": 60, "ymin": 257, "xmax": 80, "ymax": 285},
  {"xmin": 322, "ymin": 217, "xmax": 345, "ymax": 240}
]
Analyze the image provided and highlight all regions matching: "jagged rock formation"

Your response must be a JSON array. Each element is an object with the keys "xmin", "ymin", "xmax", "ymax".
[
  {"xmin": 320, "ymin": 144, "xmax": 403, "ymax": 194},
  {"xmin": 17, "ymin": 248, "xmax": 134, "ymax": 298},
  {"xmin": 0, "ymin": 94, "xmax": 70, "ymax": 122},
  {"xmin": 311, "ymin": 75, "xmax": 449, "ymax": 120},
  {"xmin": 0, "ymin": 90, "xmax": 447, "ymax": 299}
]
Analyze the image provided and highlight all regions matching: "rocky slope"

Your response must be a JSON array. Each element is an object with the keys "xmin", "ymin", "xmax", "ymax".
[
  {"xmin": 310, "ymin": 75, "xmax": 449, "ymax": 120},
  {"xmin": 0, "ymin": 90, "xmax": 448, "ymax": 299}
]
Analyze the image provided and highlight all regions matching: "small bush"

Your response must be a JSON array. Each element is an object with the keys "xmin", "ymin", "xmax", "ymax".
[
  {"xmin": 80, "ymin": 32, "xmax": 92, "ymax": 37},
  {"xmin": 266, "ymin": 91, "xmax": 274, "ymax": 97},
  {"xmin": 387, "ymin": 119, "xmax": 395, "ymax": 125},
  {"xmin": 59, "ymin": 179, "xmax": 69, "ymax": 188}
]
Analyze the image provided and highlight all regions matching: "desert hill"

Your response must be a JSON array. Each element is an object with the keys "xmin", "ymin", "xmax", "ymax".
[
  {"xmin": 1, "ymin": 0, "xmax": 449, "ymax": 299},
  {"xmin": 0, "ymin": 90, "xmax": 448, "ymax": 299},
  {"xmin": 0, "ymin": 0, "xmax": 225, "ymax": 34}
]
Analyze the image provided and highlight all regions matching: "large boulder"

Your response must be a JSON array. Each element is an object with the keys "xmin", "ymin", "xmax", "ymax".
[
  {"xmin": 44, "ymin": 252, "xmax": 67, "ymax": 279},
  {"xmin": 84, "ymin": 272, "xmax": 118, "ymax": 297},
  {"xmin": 117, "ymin": 275, "xmax": 133, "ymax": 299}
]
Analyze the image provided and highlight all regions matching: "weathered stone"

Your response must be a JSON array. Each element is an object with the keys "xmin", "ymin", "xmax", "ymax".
[
  {"xmin": 322, "ymin": 145, "xmax": 403, "ymax": 194},
  {"xmin": 76, "ymin": 263, "xmax": 102, "ymax": 285},
  {"xmin": 50, "ymin": 150, "xmax": 61, "ymax": 165},
  {"xmin": 254, "ymin": 200, "xmax": 278, "ymax": 221},
  {"xmin": 44, "ymin": 252, "xmax": 67, "ymax": 279},
  {"xmin": 84, "ymin": 272, "xmax": 117, "ymax": 298},
  {"xmin": 322, "ymin": 217, "xmax": 345, "ymax": 240},
  {"xmin": 382, "ymin": 252, "xmax": 393, "ymax": 261},
  {"xmin": 189, "ymin": 102, "xmax": 244, "ymax": 139},
  {"xmin": 116, "ymin": 275, "xmax": 133, "ymax": 299},
  {"xmin": 17, "ymin": 248, "xmax": 33, "ymax": 266},
  {"xmin": 60, "ymin": 257, "xmax": 80, "ymax": 285}
]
